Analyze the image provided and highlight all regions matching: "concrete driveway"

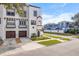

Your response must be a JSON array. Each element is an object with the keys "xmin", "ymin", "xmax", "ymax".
[
  {"xmin": 6, "ymin": 39, "xmax": 79, "ymax": 56},
  {"xmin": 0, "ymin": 42, "xmax": 45, "ymax": 56}
]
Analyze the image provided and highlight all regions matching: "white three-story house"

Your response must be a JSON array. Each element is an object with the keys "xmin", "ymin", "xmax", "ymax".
[{"xmin": 0, "ymin": 4, "xmax": 43, "ymax": 43}]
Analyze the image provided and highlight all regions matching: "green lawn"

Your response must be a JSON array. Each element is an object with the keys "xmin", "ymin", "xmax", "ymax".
[
  {"xmin": 62, "ymin": 38, "xmax": 70, "ymax": 41},
  {"xmin": 43, "ymin": 33, "xmax": 52, "ymax": 37},
  {"xmin": 38, "ymin": 40, "xmax": 61, "ymax": 46},
  {"xmin": 75, "ymin": 36, "xmax": 79, "ymax": 38},
  {"xmin": 31, "ymin": 36, "xmax": 49, "ymax": 41},
  {"xmin": 51, "ymin": 36, "xmax": 62, "ymax": 38}
]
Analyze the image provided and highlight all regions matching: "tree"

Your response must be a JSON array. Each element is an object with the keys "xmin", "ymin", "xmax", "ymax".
[
  {"xmin": 0, "ymin": 3, "xmax": 26, "ymax": 17},
  {"xmin": 72, "ymin": 13, "xmax": 79, "ymax": 26},
  {"xmin": 71, "ymin": 13, "xmax": 79, "ymax": 34}
]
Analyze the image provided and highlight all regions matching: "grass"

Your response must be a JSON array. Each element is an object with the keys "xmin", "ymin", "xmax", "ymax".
[
  {"xmin": 62, "ymin": 38, "xmax": 70, "ymax": 41},
  {"xmin": 38, "ymin": 40, "xmax": 61, "ymax": 46},
  {"xmin": 51, "ymin": 36, "xmax": 62, "ymax": 38},
  {"xmin": 31, "ymin": 36, "xmax": 49, "ymax": 41},
  {"xmin": 75, "ymin": 36, "xmax": 79, "ymax": 38},
  {"xmin": 43, "ymin": 33, "xmax": 52, "ymax": 37},
  {"xmin": 44, "ymin": 32, "xmax": 73, "ymax": 36}
]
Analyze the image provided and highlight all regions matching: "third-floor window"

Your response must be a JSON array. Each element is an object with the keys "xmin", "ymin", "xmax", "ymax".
[
  {"xmin": 6, "ymin": 10, "xmax": 15, "ymax": 16},
  {"xmin": 33, "ymin": 10, "xmax": 37, "ymax": 17}
]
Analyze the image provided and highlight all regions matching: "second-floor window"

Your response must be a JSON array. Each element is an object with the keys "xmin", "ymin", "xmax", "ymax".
[
  {"xmin": 6, "ymin": 10, "xmax": 15, "ymax": 16},
  {"xmin": 38, "ymin": 21, "xmax": 41, "ymax": 25},
  {"xmin": 19, "ymin": 19, "xmax": 27, "ymax": 28},
  {"xmin": 33, "ymin": 11, "xmax": 37, "ymax": 17},
  {"xmin": 31, "ymin": 20, "xmax": 36, "ymax": 25}
]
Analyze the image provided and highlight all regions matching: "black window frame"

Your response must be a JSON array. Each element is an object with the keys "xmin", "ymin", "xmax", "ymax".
[
  {"xmin": 31, "ymin": 20, "xmax": 36, "ymax": 25},
  {"xmin": 33, "ymin": 10, "xmax": 37, "ymax": 17},
  {"xmin": 6, "ymin": 11, "xmax": 15, "ymax": 16}
]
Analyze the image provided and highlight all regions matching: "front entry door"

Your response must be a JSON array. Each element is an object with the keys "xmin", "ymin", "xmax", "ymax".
[{"xmin": 37, "ymin": 31, "xmax": 40, "ymax": 37}]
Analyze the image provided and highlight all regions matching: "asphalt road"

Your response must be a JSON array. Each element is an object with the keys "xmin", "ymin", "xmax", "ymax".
[{"xmin": 9, "ymin": 39, "xmax": 79, "ymax": 56}]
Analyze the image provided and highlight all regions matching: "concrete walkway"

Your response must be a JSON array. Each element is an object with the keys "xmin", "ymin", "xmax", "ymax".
[
  {"xmin": 6, "ymin": 39, "xmax": 79, "ymax": 56},
  {"xmin": 0, "ymin": 42, "xmax": 45, "ymax": 56}
]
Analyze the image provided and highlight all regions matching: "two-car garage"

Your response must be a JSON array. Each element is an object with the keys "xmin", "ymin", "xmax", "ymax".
[{"xmin": 6, "ymin": 31, "xmax": 27, "ymax": 38}]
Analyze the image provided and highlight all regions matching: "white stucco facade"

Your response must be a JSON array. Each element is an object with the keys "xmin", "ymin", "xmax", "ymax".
[{"xmin": 0, "ymin": 4, "xmax": 43, "ymax": 42}]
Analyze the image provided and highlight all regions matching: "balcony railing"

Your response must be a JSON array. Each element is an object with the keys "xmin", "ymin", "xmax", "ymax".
[{"xmin": 18, "ymin": 25, "xmax": 27, "ymax": 28}]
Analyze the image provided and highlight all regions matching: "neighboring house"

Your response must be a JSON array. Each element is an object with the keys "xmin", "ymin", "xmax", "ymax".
[
  {"xmin": 44, "ymin": 23, "xmax": 58, "ymax": 32},
  {"xmin": 44, "ymin": 21, "xmax": 71, "ymax": 33},
  {"xmin": 44, "ymin": 23, "xmax": 57, "ymax": 30},
  {"xmin": 57, "ymin": 21, "xmax": 71, "ymax": 32},
  {"xmin": 0, "ymin": 4, "xmax": 43, "ymax": 42}
]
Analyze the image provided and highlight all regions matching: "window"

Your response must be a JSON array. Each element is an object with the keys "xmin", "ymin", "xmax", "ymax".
[
  {"xmin": 33, "ymin": 11, "xmax": 37, "ymax": 17},
  {"xmin": 24, "ymin": 11, "xmax": 27, "ymax": 17},
  {"xmin": 31, "ymin": 20, "xmax": 36, "ymax": 25},
  {"xmin": 38, "ymin": 21, "xmax": 41, "ymax": 25},
  {"xmin": 19, "ymin": 19, "xmax": 27, "ymax": 28},
  {"xmin": 19, "ymin": 19, "xmax": 26, "ymax": 25},
  {"xmin": 6, "ymin": 11, "xmax": 15, "ymax": 16}
]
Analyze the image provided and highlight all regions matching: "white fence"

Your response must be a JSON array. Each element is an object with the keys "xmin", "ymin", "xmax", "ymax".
[{"xmin": 44, "ymin": 30, "xmax": 64, "ymax": 33}]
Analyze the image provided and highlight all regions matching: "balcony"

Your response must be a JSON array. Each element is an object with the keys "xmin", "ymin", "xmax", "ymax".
[
  {"xmin": 18, "ymin": 25, "xmax": 27, "ymax": 28},
  {"xmin": 6, "ymin": 25, "xmax": 16, "ymax": 28},
  {"xmin": 6, "ymin": 22, "xmax": 16, "ymax": 28}
]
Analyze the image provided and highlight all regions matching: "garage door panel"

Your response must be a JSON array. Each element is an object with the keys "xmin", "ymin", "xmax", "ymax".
[
  {"xmin": 6, "ymin": 31, "xmax": 16, "ymax": 38},
  {"xmin": 19, "ymin": 31, "xmax": 27, "ymax": 37}
]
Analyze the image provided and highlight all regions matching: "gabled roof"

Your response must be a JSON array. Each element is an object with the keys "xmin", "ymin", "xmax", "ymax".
[{"xmin": 37, "ymin": 16, "xmax": 42, "ymax": 19}]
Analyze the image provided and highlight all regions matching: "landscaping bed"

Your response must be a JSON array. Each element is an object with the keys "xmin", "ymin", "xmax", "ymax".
[{"xmin": 38, "ymin": 40, "xmax": 61, "ymax": 46}]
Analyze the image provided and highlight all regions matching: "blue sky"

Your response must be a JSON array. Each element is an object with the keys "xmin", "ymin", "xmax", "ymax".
[{"xmin": 31, "ymin": 3, "xmax": 79, "ymax": 25}]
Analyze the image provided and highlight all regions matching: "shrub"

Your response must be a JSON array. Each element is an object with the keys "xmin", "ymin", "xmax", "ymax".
[
  {"xmin": 31, "ymin": 33, "xmax": 37, "ymax": 38},
  {"xmin": 65, "ymin": 28, "xmax": 79, "ymax": 34}
]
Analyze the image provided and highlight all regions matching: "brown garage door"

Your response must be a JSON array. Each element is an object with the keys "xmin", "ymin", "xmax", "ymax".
[
  {"xmin": 6, "ymin": 31, "xmax": 16, "ymax": 38},
  {"xmin": 19, "ymin": 31, "xmax": 27, "ymax": 37}
]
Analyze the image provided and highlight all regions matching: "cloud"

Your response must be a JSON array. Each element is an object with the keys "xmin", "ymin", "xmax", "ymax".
[
  {"xmin": 49, "ymin": 3, "xmax": 67, "ymax": 10},
  {"xmin": 42, "ymin": 13, "xmax": 75, "ymax": 25}
]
